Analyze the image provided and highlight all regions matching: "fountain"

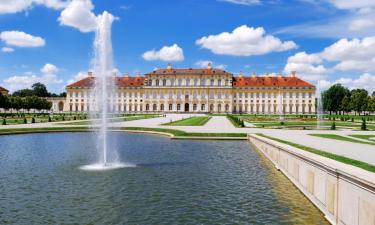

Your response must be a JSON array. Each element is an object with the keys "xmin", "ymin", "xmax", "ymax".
[
  {"xmin": 316, "ymin": 80, "xmax": 324, "ymax": 129},
  {"xmin": 80, "ymin": 11, "xmax": 134, "ymax": 171}
]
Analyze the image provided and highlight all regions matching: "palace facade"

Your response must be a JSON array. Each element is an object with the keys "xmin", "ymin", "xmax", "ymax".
[{"xmin": 64, "ymin": 64, "xmax": 316, "ymax": 114}]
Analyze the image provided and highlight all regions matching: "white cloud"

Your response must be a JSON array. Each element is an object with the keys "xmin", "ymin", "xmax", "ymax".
[
  {"xmin": 0, "ymin": 0, "xmax": 67, "ymax": 14},
  {"xmin": 326, "ymin": 0, "xmax": 375, "ymax": 10},
  {"xmin": 287, "ymin": 51, "xmax": 322, "ymax": 64},
  {"xmin": 196, "ymin": 25, "xmax": 297, "ymax": 56},
  {"xmin": 142, "ymin": 44, "xmax": 184, "ymax": 62},
  {"xmin": 284, "ymin": 37, "xmax": 375, "ymax": 81},
  {"xmin": 3, "ymin": 64, "xmax": 63, "ymax": 92},
  {"xmin": 67, "ymin": 71, "xmax": 88, "ymax": 85},
  {"xmin": 41, "ymin": 63, "xmax": 59, "ymax": 74},
  {"xmin": 0, "ymin": 31, "xmax": 45, "ymax": 48},
  {"xmin": 1, "ymin": 47, "xmax": 14, "ymax": 52},
  {"xmin": 219, "ymin": 0, "xmax": 261, "ymax": 6},
  {"xmin": 349, "ymin": 19, "xmax": 375, "ymax": 31},
  {"xmin": 319, "ymin": 73, "xmax": 375, "ymax": 93},
  {"xmin": 58, "ymin": 0, "xmax": 97, "ymax": 33},
  {"xmin": 194, "ymin": 60, "xmax": 227, "ymax": 70}
]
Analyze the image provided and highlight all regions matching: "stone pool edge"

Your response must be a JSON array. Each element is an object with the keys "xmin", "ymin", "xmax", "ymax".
[{"xmin": 248, "ymin": 133, "xmax": 375, "ymax": 225}]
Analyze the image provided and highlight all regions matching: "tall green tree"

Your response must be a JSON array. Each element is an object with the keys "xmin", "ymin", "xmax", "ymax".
[
  {"xmin": 350, "ymin": 89, "xmax": 369, "ymax": 115},
  {"xmin": 32, "ymin": 83, "xmax": 50, "ymax": 97},
  {"xmin": 341, "ymin": 95, "xmax": 352, "ymax": 114},
  {"xmin": 322, "ymin": 84, "xmax": 350, "ymax": 114}
]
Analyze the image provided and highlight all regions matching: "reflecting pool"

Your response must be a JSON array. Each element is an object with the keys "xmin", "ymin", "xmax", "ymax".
[{"xmin": 0, "ymin": 132, "xmax": 329, "ymax": 224}]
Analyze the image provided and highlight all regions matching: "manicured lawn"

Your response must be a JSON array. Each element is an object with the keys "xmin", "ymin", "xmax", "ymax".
[
  {"xmin": 60, "ymin": 115, "xmax": 159, "ymax": 125},
  {"xmin": 309, "ymin": 134, "xmax": 375, "ymax": 146},
  {"xmin": 348, "ymin": 135, "xmax": 375, "ymax": 143},
  {"xmin": 256, "ymin": 133, "xmax": 375, "ymax": 173},
  {"xmin": 163, "ymin": 116, "xmax": 211, "ymax": 126},
  {"xmin": 0, "ymin": 126, "xmax": 247, "ymax": 138}
]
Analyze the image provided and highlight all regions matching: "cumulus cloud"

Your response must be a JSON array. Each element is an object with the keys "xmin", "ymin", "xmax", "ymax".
[
  {"xmin": 319, "ymin": 73, "xmax": 375, "ymax": 93},
  {"xmin": 3, "ymin": 64, "xmax": 63, "ymax": 92},
  {"xmin": 0, "ymin": 31, "xmax": 45, "ymax": 47},
  {"xmin": 194, "ymin": 60, "xmax": 227, "ymax": 70},
  {"xmin": 1, "ymin": 47, "xmax": 14, "ymax": 53},
  {"xmin": 66, "ymin": 71, "xmax": 88, "ymax": 85},
  {"xmin": 219, "ymin": 0, "xmax": 261, "ymax": 6},
  {"xmin": 41, "ymin": 63, "xmax": 59, "ymax": 74},
  {"xmin": 284, "ymin": 36, "xmax": 375, "ymax": 81},
  {"xmin": 0, "ymin": 0, "xmax": 68, "ymax": 14},
  {"xmin": 142, "ymin": 44, "xmax": 184, "ymax": 62},
  {"xmin": 196, "ymin": 25, "xmax": 297, "ymax": 56},
  {"xmin": 58, "ymin": 0, "xmax": 98, "ymax": 33},
  {"xmin": 349, "ymin": 19, "xmax": 375, "ymax": 31}
]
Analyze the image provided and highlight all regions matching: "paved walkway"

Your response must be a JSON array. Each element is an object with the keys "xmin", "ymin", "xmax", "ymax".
[{"xmin": 1, "ymin": 114, "xmax": 375, "ymax": 165}]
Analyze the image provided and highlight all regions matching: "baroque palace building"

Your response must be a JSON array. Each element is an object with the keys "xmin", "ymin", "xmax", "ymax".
[{"xmin": 64, "ymin": 64, "xmax": 316, "ymax": 114}]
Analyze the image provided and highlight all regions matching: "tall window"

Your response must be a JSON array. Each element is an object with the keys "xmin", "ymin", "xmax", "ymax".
[
  {"xmin": 169, "ymin": 104, "xmax": 172, "ymax": 111},
  {"xmin": 186, "ymin": 78, "xmax": 190, "ymax": 86},
  {"xmin": 201, "ymin": 104, "xmax": 205, "ymax": 111},
  {"xmin": 210, "ymin": 79, "xmax": 214, "ymax": 86},
  {"xmin": 178, "ymin": 79, "xmax": 182, "ymax": 86},
  {"xmin": 155, "ymin": 79, "xmax": 159, "ymax": 86},
  {"xmin": 218, "ymin": 79, "xmax": 222, "ymax": 86},
  {"xmin": 201, "ymin": 78, "xmax": 206, "ymax": 86},
  {"xmin": 162, "ymin": 79, "xmax": 167, "ymax": 86},
  {"xmin": 177, "ymin": 104, "xmax": 181, "ymax": 111},
  {"xmin": 194, "ymin": 78, "xmax": 198, "ymax": 86}
]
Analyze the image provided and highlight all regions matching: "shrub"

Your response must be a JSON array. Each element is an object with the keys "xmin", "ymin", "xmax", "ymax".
[
  {"xmin": 2, "ymin": 119, "xmax": 6, "ymax": 125},
  {"xmin": 73, "ymin": 116, "xmax": 76, "ymax": 120},
  {"xmin": 361, "ymin": 118, "xmax": 367, "ymax": 131},
  {"xmin": 280, "ymin": 121, "xmax": 285, "ymax": 125},
  {"xmin": 330, "ymin": 122, "xmax": 336, "ymax": 130},
  {"xmin": 62, "ymin": 116, "xmax": 65, "ymax": 121},
  {"xmin": 351, "ymin": 117, "xmax": 354, "ymax": 122},
  {"xmin": 48, "ymin": 116, "xmax": 52, "ymax": 122},
  {"xmin": 23, "ymin": 118, "xmax": 27, "ymax": 124},
  {"xmin": 340, "ymin": 117, "xmax": 344, "ymax": 121},
  {"xmin": 31, "ymin": 117, "xmax": 35, "ymax": 123}
]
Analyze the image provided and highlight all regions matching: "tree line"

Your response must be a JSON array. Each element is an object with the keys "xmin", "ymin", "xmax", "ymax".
[
  {"xmin": 0, "ymin": 83, "xmax": 61, "ymax": 112},
  {"xmin": 322, "ymin": 84, "xmax": 375, "ymax": 115}
]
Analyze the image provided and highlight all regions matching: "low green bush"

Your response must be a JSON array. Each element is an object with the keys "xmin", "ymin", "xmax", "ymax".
[
  {"xmin": 330, "ymin": 122, "xmax": 336, "ymax": 130},
  {"xmin": 361, "ymin": 118, "xmax": 367, "ymax": 131}
]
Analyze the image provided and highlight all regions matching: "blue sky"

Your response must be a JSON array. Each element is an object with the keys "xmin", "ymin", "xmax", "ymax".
[{"xmin": 0, "ymin": 0, "xmax": 375, "ymax": 93}]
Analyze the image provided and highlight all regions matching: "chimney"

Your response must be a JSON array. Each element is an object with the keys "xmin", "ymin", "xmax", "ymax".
[
  {"xmin": 277, "ymin": 71, "xmax": 282, "ymax": 78},
  {"xmin": 88, "ymin": 71, "xmax": 93, "ymax": 77},
  {"xmin": 124, "ymin": 73, "xmax": 129, "ymax": 78},
  {"xmin": 207, "ymin": 62, "xmax": 212, "ymax": 69},
  {"xmin": 252, "ymin": 72, "xmax": 256, "ymax": 78},
  {"xmin": 291, "ymin": 71, "xmax": 297, "ymax": 77},
  {"xmin": 238, "ymin": 71, "xmax": 243, "ymax": 77},
  {"xmin": 167, "ymin": 63, "xmax": 172, "ymax": 70}
]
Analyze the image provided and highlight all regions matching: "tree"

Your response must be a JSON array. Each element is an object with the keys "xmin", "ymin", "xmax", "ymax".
[
  {"xmin": 350, "ymin": 89, "xmax": 369, "ymax": 115},
  {"xmin": 372, "ymin": 91, "xmax": 375, "ymax": 97},
  {"xmin": 12, "ymin": 88, "xmax": 35, "ymax": 97},
  {"xmin": 368, "ymin": 97, "xmax": 375, "ymax": 113},
  {"xmin": 32, "ymin": 83, "xmax": 50, "ymax": 97},
  {"xmin": 341, "ymin": 95, "xmax": 352, "ymax": 114},
  {"xmin": 322, "ymin": 84, "xmax": 350, "ymax": 114}
]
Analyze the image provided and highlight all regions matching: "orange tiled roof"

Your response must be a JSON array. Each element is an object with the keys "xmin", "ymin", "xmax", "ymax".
[
  {"xmin": 0, "ymin": 86, "xmax": 9, "ymax": 92},
  {"xmin": 233, "ymin": 76, "xmax": 315, "ymax": 88},
  {"xmin": 146, "ymin": 68, "xmax": 232, "ymax": 75},
  {"xmin": 67, "ymin": 76, "xmax": 145, "ymax": 88}
]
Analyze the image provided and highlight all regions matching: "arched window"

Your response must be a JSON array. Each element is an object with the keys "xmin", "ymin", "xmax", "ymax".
[
  {"xmin": 177, "ymin": 104, "xmax": 181, "ymax": 111},
  {"xmin": 169, "ymin": 104, "xmax": 172, "ymax": 111},
  {"xmin": 210, "ymin": 79, "xmax": 214, "ymax": 86},
  {"xmin": 225, "ymin": 104, "xmax": 229, "ymax": 112},
  {"xmin": 162, "ymin": 79, "xmax": 167, "ymax": 86},
  {"xmin": 153, "ymin": 104, "xmax": 157, "ymax": 111},
  {"xmin": 155, "ymin": 79, "xmax": 159, "ymax": 86},
  {"xmin": 193, "ymin": 104, "xmax": 197, "ymax": 111},
  {"xmin": 210, "ymin": 104, "xmax": 214, "ymax": 111},
  {"xmin": 160, "ymin": 104, "xmax": 164, "ymax": 111},
  {"xmin": 146, "ymin": 104, "xmax": 149, "ymax": 111},
  {"xmin": 178, "ymin": 79, "xmax": 182, "ymax": 86},
  {"xmin": 194, "ymin": 78, "xmax": 198, "ymax": 86},
  {"xmin": 186, "ymin": 78, "xmax": 190, "ymax": 86},
  {"xmin": 201, "ymin": 104, "xmax": 205, "ymax": 111},
  {"xmin": 201, "ymin": 78, "xmax": 206, "ymax": 86},
  {"xmin": 218, "ymin": 79, "xmax": 222, "ymax": 86},
  {"xmin": 218, "ymin": 104, "xmax": 222, "ymax": 112}
]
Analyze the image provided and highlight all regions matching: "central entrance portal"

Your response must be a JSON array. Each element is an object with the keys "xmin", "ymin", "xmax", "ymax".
[{"xmin": 184, "ymin": 103, "xmax": 189, "ymax": 112}]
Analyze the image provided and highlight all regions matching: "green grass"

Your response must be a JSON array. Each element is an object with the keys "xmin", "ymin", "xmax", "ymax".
[
  {"xmin": 60, "ymin": 115, "xmax": 159, "ymax": 125},
  {"xmin": 163, "ymin": 116, "xmax": 211, "ymax": 126},
  {"xmin": 348, "ymin": 135, "xmax": 375, "ymax": 142},
  {"xmin": 256, "ymin": 133, "xmax": 375, "ymax": 173},
  {"xmin": 0, "ymin": 126, "xmax": 247, "ymax": 138},
  {"xmin": 309, "ymin": 134, "xmax": 375, "ymax": 146}
]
